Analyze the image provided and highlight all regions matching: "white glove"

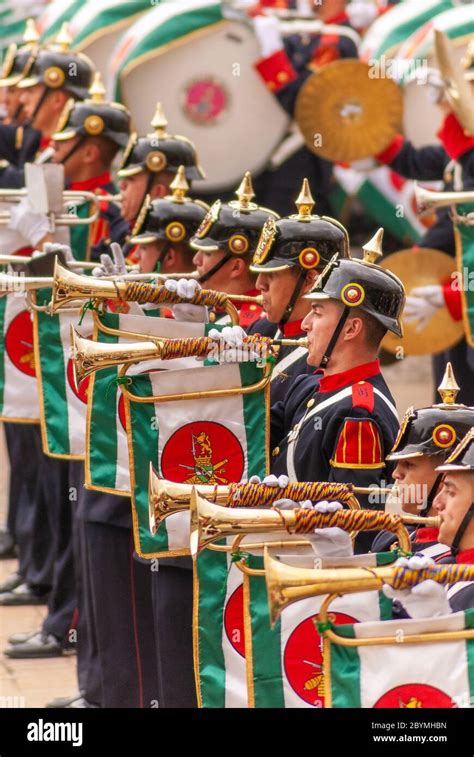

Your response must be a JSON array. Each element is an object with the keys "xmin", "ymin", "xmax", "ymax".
[
  {"xmin": 308, "ymin": 527, "xmax": 354, "ymax": 558},
  {"xmin": 248, "ymin": 473, "xmax": 289, "ymax": 488},
  {"xmin": 346, "ymin": 0, "xmax": 377, "ymax": 30},
  {"xmin": 208, "ymin": 325, "xmax": 261, "ymax": 363},
  {"xmin": 253, "ymin": 15, "xmax": 283, "ymax": 58},
  {"xmin": 110, "ymin": 242, "xmax": 128, "ymax": 275},
  {"xmin": 164, "ymin": 278, "xmax": 208, "ymax": 322},
  {"xmin": 404, "ymin": 285, "xmax": 444, "ymax": 332},
  {"xmin": 7, "ymin": 197, "xmax": 50, "ymax": 247},
  {"xmin": 273, "ymin": 498, "xmax": 313, "ymax": 510},
  {"xmin": 383, "ymin": 555, "xmax": 452, "ymax": 619}
]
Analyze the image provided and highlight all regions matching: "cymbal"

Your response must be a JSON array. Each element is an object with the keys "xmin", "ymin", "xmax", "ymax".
[
  {"xmin": 381, "ymin": 247, "xmax": 464, "ymax": 356},
  {"xmin": 295, "ymin": 60, "xmax": 403, "ymax": 163},
  {"xmin": 435, "ymin": 30, "xmax": 473, "ymax": 136}
]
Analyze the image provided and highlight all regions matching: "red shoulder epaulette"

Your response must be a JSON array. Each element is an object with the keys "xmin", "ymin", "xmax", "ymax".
[
  {"xmin": 331, "ymin": 417, "xmax": 384, "ymax": 469},
  {"xmin": 239, "ymin": 302, "xmax": 264, "ymax": 329}
]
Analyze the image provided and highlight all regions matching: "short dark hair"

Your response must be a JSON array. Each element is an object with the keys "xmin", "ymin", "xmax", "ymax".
[
  {"xmin": 88, "ymin": 136, "xmax": 120, "ymax": 167},
  {"xmin": 349, "ymin": 309, "xmax": 387, "ymax": 350}
]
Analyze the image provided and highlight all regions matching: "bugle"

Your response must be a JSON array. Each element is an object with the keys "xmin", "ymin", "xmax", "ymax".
[
  {"xmin": 71, "ymin": 329, "xmax": 276, "ymax": 386},
  {"xmin": 0, "ymin": 189, "xmax": 102, "ymax": 227},
  {"xmin": 190, "ymin": 491, "xmax": 415, "ymax": 556},
  {"xmin": 414, "ymin": 183, "xmax": 474, "ymax": 215},
  {"xmin": 264, "ymin": 549, "xmax": 474, "ymax": 625},
  {"xmin": 0, "ymin": 273, "xmax": 54, "ymax": 292}
]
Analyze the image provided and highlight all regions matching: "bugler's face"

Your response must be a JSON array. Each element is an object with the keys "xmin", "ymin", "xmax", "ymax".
[
  {"xmin": 119, "ymin": 171, "xmax": 149, "ymax": 223},
  {"xmin": 392, "ymin": 456, "xmax": 440, "ymax": 515},
  {"xmin": 191, "ymin": 247, "xmax": 229, "ymax": 292},
  {"xmin": 137, "ymin": 241, "xmax": 163, "ymax": 274},
  {"xmin": 433, "ymin": 471, "xmax": 474, "ymax": 547},
  {"xmin": 301, "ymin": 299, "xmax": 343, "ymax": 366},
  {"xmin": 256, "ymin": 268, "xmax": 300, "ymax": 323}
]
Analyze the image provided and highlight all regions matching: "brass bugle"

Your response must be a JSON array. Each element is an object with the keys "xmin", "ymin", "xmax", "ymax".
[
  {"xmin": 414, "ymin": 183, "xmax": 474, "ymax": 214},
  {"xmin": 0, "ymin": 254, "xmax": 99, "ymax": 271},
  {"xmin": 71, "ymin": 328, "xmax": 276, "ymax": 385},
  {"xmin": 190, "ymin": 491, "xmax": 414, "ymax": 556},
  {"xmin": 0, "ymin": 191, "xmax": 101, "ymax": 227},
  {"xmin": 51, "ymin": 261, "xmax": 240, "ymax": 323},
  {"xmin": 264, "ymin": 549, "xmax": 474, "ymax": 625},
  {"xmin": 148, "ymin": 469, "xmax": 370, "ymax": 534}
]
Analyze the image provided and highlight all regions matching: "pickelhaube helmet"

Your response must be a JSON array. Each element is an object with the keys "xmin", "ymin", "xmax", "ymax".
[
  {"xmin": 52, "ymin": 73, "xmax": 131, "ymax": 148},
  {"xmin": 17, "ymin": 23, "xmax": 95, "ymax": 100},
  {"xmin": 130, "ymin": 166, "xmax": 209, "ymax": 246},
  {"xmin": 191, "ymin": 171, "xmax": 278, "ymax": 257},
  {"xmin": 250, "ymin": 179, "xmax": 349, "ymax": 274},
  {"xmin": 387, "ymin": 364, "xmax": 474, "ymax": 462},
  {"xmin": 436, "ymin": 428, "xmax": 474, "ymax": 473},
  {"xmin": 0, "ymin": 19, "xmax": 40, "ymax": 88},
  {"xmin": 305, "ymin": 228, "xmax": 405, "ymax": 337},
  {"xmin": 117, "ymin": 103, "xmax": 205, "ymax": 182}
]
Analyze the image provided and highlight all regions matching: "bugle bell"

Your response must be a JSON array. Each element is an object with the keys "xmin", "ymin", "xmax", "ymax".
[{"xmin": 264, "ymin": 549, "xmax": 474, "ymax": 625}]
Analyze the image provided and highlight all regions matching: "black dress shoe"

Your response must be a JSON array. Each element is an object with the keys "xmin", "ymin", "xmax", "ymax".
[
  {"xmin": 4, "ymin": 632, "xmax": 63, "ymax": 658},
  {"xmin": 8, "ymin": 628, "xmax": 40, "ymax": 645},
  {"xmin": 0, "ymin": 583, "xmax": 49, "ymax": 606},
  {"xmin": 0, "ymin": 529, "xmax": 15, "ymax": 559},
  {"xmin": 0, "ymin": 572, "xmax": 23, "ymax": 593},
  {"xmin": 46, "ymin": 692, "xmax": 82, "ymax": 708}
]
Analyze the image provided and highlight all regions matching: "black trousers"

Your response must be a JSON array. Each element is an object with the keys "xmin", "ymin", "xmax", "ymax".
[
  {"xmin": 151, "ymin": 564, "xmax": 197, "ymax": 708},
  {"xmin": 4, "ymin": 423, "xmax": 53, "ymax": 589},
  {"xmin": 83, "ymin": 521, "xmax": 159, "ymax": 708}
]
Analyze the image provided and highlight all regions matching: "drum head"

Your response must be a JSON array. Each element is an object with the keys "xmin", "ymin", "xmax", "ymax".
[
  {"xmin": 119, "ymin": 19, "xmax": 290, "ymax": 193},
  {"xmin": 381, "ymin": 248, "xmax": 464, "ymax": 356}
]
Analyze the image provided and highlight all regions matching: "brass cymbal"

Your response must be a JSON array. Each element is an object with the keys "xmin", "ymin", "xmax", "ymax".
[
  {"xmin": 435, "ymin": 30, "xmax": 474, "ymax": 136},
  {"xmin": 295, "ymin": 60, "xmax": 403, "ymax": 163},
  {"xmin": 380, "ymin": 247, "xmax": 464, "ymax": 356}
]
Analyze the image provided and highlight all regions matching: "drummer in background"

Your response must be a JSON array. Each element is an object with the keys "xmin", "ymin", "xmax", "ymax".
[
  {"xmin": 374, "ymin": 43, "xmax": 474, "ymax": 405},
  {"xmin": 117, "ymin": 103, "xmax": 205, "ymax": 257},
  {"xmin": 244, "ymin": 0, "xmax": 361, "ymax": 216}
]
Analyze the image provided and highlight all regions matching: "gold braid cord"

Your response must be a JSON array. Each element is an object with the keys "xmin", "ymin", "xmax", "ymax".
[
  {"xmin": 226, "ymin": 482, "xmax": 354, "ymax": 507},
  {"xmin": 391, "ymin": 564, "xmax": 474, "ymax": 590},
  {"xmin": 292, "ymin": 509, "xmax": 399, "ymax": 534},
  {"xmin": 154, "ymin": 334, "xmax": 274, "ymax": 360},
  {"xmin": 122, "ymin": 281, "xmax": 229, "ymax": 308}
]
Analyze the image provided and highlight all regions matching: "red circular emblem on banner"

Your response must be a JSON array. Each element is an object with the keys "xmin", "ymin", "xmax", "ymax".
[
  {"xmin": 161, "ymin": 421, "xmax": 244, "ymax": 485},
  {"xmin": 284, "ymin": 612, "xmax": 357, "ymax": 707},
  {"xmin": 224, "ymin": 584, "xmax": 245, "ymax": 658},
  {"xmin": 4, "ymin": 310, "xmax": 36, "ymax": 377},
  {"xmin": 183, "ymin": 78, "xmax": 228, "ymax": 124},
  {"xmin": 66, "ymin": 335, "xmax": 92, "ymax": 403},
  {"xmin": 374, "ymin": 683, "xmax": 456, "ymax": 709},
  {"xmin": 118, "ymin": 393, "xmax": 127, "ymax": 432}
]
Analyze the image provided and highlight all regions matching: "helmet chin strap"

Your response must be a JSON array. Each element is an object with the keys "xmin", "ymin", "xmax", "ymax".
[
  {"xmin": 418, "ymin": 472, "xmax": 443, "ymax": 518},
  {"xmin": 197, "ymin": 250, "xmax": 232, "ymax": 285},
  {"xmin": 451, "ymin": 502, "xmax": 474, "ymax": 556},
  {"xmin": 278, "ymin": 269, "xmax": 307, "ymax": 329},
  {"xmin": 319, "ymin": 305, "xmax": 350, "ymax": 369},
  {"xmin": 57, "ymin": 134, "xmax": 85, "ymax": 165}
]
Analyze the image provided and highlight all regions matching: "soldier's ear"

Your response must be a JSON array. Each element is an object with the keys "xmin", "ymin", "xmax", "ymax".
[
  {"xmin": 303, "ymin": 268, "xmax": 318, "ymax": 292},
  {"xmin": 344, "ymin": 315, "xmax": 364, "ymax": 341}
]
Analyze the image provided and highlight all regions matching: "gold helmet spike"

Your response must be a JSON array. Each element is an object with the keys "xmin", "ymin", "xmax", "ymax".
[
  {"xmin": 150, "ymin": 102, "xmax": 168, "ymax": 137},
  {"xmin": 23, "ymin": 18, "xmax": 40, "ymax": 47},
  {"xmin": 54, "ymin": 22, "xmax": 73, "ymax": 52},
  {"xmin": 235, "ymin": 171, "xmax": 255, "ymax": 209},
  {"xmin": 362, "ymin": 227, "xmax": 384, "ymax": 265},
  {"xmin": 88, "ymin": 72, "xmax": 106, "ymax": 103},
  {"xmin": 169, "ymin": 165, "xmax": 189, "ymax": 203},
  {"xmin": 437, "ymin": 362, "xmax": 460, "ymax": 406},
  {"xmin": 295, "ymin": 178, "xmax": 315, "ymax": 219}
]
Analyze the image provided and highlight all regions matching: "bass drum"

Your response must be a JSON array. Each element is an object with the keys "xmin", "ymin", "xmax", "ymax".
[
  {"xmin": 117, "ymin": 17, "xmax": 290, "ymax": 193},
  {"xmin": 398, "ymin": 4, "xmax": 472, "ymax": 147}
]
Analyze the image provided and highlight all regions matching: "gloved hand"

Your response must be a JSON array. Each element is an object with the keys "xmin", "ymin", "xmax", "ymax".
[
  {"xmin": 39, "ymin": 242, "xmax": 75, "ymax": 264},
  {"xmin": 404, "ymin": 285, "xmax": 444, "ymax": 332},
  {"xmin": 208, "ymin": 325, "xmax": 260, "ymax": 363},
  {"xmin": 383, "ymin": 555, "xmax": 452, "ymax": 619},
  {"xmin": 253, "ymin": 14, "xmax": 283, "ymax": 58},
  {"xmin": 164, "ymin": 278, "xmax": 208, "ymax": 323},
  {"xmin": 248, "ymin": 473, "xmax": 289, "ymax": 487},
  {"xmin": 346, "ymin": 0, "xmax": 378, "ymax": 30},
  {"xmin": 7, "ymin": 197, "xmax": 50, "ymax": 247}
]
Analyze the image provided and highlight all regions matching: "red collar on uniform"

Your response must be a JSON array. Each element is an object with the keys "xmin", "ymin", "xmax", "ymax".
[
  {"xmin": 456, "ymin": 548, "xmax": 474, "ymax": 564},
  {"xmin": 281, "ymin": 319, "xmax": 304, "ymax": 337},
  {"xmin": 68, "ymin": 172, "xmax": 112, "ymax": 192},
  {"xmin": 324, "ymin": 12, "xmax": 349, "ymax": 25},
  {"xmin": 316, "ymin": 359, "xmax": 381, "ymax": 394},
  {"xmin": 414, "ymin": 527, "xmax": 439, "ymax": 543},
  {"xmin": 40, "ymin": 136, "xmax": 51, "ymax": 150}
]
